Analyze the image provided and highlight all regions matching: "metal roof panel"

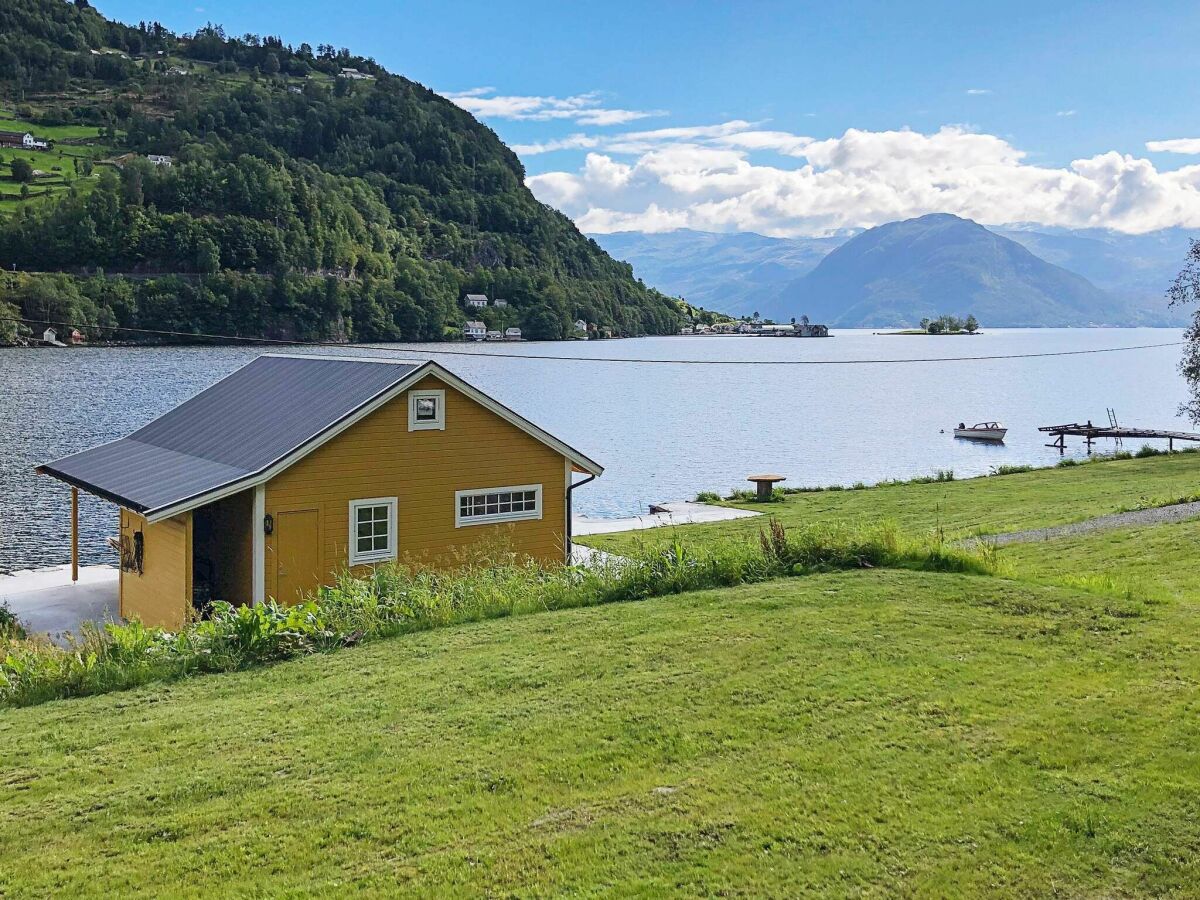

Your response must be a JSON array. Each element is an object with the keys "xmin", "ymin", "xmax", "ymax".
[{"xmin": 39, "ymin": 356, "xmax": 419, "ymax": 512}]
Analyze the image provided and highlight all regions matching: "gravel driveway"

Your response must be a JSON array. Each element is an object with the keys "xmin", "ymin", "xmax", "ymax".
[{"xmin": 964, "ymin": 500, "xmax": 1200, "ymax": 547}]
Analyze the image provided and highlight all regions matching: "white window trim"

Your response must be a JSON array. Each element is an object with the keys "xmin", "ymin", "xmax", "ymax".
[
  {"xmin": 408, "ymin": 389, "xmax": 445, "ymax": 431},
  {"xmin": 455, "ymin": 484, "xmax": 543, "ymax": 528},
  {"xmin": 348, "ymin": 497, "xmax": 397, "ymax": 565}
]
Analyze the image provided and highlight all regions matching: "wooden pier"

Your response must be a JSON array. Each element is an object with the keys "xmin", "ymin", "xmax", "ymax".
[{"xmin": 1039, "ymin": 421, "xmax": 1200, "ymax": 453}]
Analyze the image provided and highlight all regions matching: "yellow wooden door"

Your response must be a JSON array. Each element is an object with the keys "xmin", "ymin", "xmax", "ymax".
[{"xmin": 275, "ymin": 509, "xmax": 321, "ymax": 605}]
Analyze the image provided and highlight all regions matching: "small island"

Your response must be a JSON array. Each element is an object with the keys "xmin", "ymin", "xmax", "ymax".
[{"xmin": 883, "ymin": 314, "xmax": 980, "ymax": 335}]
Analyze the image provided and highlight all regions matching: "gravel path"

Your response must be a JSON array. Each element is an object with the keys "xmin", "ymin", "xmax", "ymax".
[{"xmin": 964, "ymin": 500, "xmax": 1200, "ymax": 547}]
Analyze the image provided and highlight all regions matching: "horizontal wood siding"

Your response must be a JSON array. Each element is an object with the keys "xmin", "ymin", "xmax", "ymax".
[
  {"xmin": 119, "ymin": 509, "xmax": 192, "ymax": 629},
  {"xmin": 264, "ymin": 375, "xmax": 568, "ymax": 601}
]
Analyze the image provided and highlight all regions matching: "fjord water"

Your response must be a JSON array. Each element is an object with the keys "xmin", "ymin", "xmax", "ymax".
[{"xmin": 0, "ymin": 328, "xmax": 1188, "ymax": 572}]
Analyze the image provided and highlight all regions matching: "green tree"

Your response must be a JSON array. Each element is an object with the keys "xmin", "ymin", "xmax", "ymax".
[
  {"xmin": 965, "ymin": 314, "xmax": 979, "ymax": 333},
  {"xmin": 523, "ymin": 303, "xmax": 565, "ymax": 340},
  {"xmin": 0, "ymin": 297, "xmax": 19, "ymax": 344},
  {"xmin": 10, "ymin": 158, "xmax": 33, "ymax": 183},
  {"xmin": 1170, "ymin": 239, "xmax": 1200, "ymax": 423},
  {"xmin": 195, "ymin": 238, "xmax": 221, "ymax": 274}
]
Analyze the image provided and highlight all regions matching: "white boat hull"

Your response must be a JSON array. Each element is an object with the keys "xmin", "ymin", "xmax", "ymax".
[{"xmin": 954, "ymin": 427, "xmax": 1007, "ymax": 441}]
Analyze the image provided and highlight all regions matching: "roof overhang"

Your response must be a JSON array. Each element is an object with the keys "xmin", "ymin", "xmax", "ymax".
[
  {"xmin": 44, "ymin": 358, "xmax": 604, "ymax": 524},
  {"xmin": 34, "ymin": 460, "xmax": 149, "ymax": 514}
]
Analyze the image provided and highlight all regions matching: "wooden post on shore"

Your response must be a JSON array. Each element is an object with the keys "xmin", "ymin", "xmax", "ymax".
[{"xmin": 70, "ymin": 486, "xmax": 78, "ymax": 583}]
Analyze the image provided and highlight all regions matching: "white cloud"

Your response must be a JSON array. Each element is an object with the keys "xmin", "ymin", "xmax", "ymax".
[
  {"xmin": 713, "ymin": 130, "xmax": 813, "ymax": 156},
  {"xmin": 965, "ymin": 88, "xmax": 992, "ymax": 95},
  {"xmin": 441, "ymin": 88, "xmax": 665, "ymax": 126},
  {"xmin": 1147, "ymin": 138, "xmax": 1200, "ymax": 154},
  {"xmin": 511, "ymin": 134, "xmax": 602, "ymax": 155},
  {"xmin": 1056, "ymin": 109, "xmax": 1077, "ymax": 117},
  {"xmin": 525, "ymin": 124, "xmax": 1200, "ymax": 236},
  {"xmin": 445, "ymin": 86, "xmax": 495, "ymax": 98}
]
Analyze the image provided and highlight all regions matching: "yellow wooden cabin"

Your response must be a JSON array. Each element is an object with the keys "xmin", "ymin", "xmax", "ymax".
[{"xmin": 39, "ymin": 355, "xmax": 603, "ymax": 628}]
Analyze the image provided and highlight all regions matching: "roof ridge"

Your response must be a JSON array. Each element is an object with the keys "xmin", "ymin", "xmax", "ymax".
[{"xmin": 260, "ymin": 352, "xmax": 426, "ymax": 366}]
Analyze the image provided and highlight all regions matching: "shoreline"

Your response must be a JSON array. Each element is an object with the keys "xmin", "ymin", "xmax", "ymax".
[{"xmin": 876, "ymin": 330, "xmax": 982, "ymax": 336}]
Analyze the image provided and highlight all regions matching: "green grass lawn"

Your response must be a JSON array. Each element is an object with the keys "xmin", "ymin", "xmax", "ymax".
[
  {"xmin": 586, "ymin": 452, "xmax": 1200, "ymax": 555},
  {"xmin": 2, "ymin": 569, "xmax": 1198, "ymax": 896},
  {"xmin": 0, "ymin": 114, "xmax": 107, "ymax": 143},
  {"xmin": 5, "ymin": 454, "xmax": 1200, "ymax": 893},
  {"xmin": 1002, "ymin": 516, "xmax": 1200, "ymax": 603}
]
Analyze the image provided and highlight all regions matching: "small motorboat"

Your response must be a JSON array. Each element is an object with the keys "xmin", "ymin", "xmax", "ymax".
[{"xmin": 954, "ymin": 421, "xmax": 1007, "ymax": 442}]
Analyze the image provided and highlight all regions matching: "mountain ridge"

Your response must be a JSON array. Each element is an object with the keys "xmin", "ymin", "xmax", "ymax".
[
  {"xmin": 770, "ymin": 214, "xmax": 1129, "ymax": 327},
  {"xmin": 593, "ymin": 218, "xmax": 1191, "ymax": 327}
]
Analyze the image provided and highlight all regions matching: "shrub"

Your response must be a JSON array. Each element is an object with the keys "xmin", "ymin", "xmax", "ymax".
[
  {"xmin": 724, "ymin": 488, "xmax": 786, "ymax": 503},
  {"xmin": 0, "ymin": 602, "xmax": 25, "ymax": 641},
  {"xmin": 910, "ymin": 469, "xmax": 955, "ymax": 484},
  {"xmin": 1135, "ymin": 444, "xmax": 1163, "ymax": 458},
  {"xmin": 695, "ymin": 491, "xmax": 722, "ymax": 504},
  {"xmin": 992, "ymin": 464, "xmax": 1034, "ymax": 476}
]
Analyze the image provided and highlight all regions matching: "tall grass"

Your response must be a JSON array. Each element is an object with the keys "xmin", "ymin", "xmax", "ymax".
[{"xmin": 0, "ymin": 521, "xmax": 1005, "ymax": 708}]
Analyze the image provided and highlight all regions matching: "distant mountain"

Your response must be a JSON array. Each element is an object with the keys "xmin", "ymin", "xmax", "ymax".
[
  {"xmin": 767, "ymin": 214, "xmax": 1146, "ymax": 327},
  {"xmin": 995, "ymin": 226, "xmax": 1193, "ymax": 311},
  {"xmin": 590, "ymin": 229, "xmax": 845, "ymax": 317},
  {"xmin": 594, "ymin": 219, "xmax": 1193, "ymax": 327}
]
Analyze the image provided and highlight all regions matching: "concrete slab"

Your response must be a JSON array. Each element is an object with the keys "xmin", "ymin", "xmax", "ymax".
[
  {"xmin": 569, "ymin": 543, "xmax": 627, "ymax": 569},
  {"xmin": 572, "ymin": 500, "xmax": 761, "ymax": 536},
  {"xmin": 0, "ymin": 564, "xmax": 120, "ymax": 641}
]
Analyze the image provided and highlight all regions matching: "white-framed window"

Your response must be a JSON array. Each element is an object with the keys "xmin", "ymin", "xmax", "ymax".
[
  {"xmin": 348, "ymin": 497, "xmax": 397, "ymax": 565},
  {"xmin": 408, "ymin": 389, "xmax": 445, "ymax": 431},
  {"xmin": 455, "ymin": 484, "xmax": 542, "ymax": 528}
]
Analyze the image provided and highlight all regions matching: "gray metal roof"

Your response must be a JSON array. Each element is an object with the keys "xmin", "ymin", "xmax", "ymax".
[{"xmin": 39, "ymin": 356, "xmax": 421, "ymax": 515}]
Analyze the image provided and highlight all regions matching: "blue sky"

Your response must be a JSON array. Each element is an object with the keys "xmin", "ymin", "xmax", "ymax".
[{"xmin": 96, "ymin": 1, "xmax": 1200, "ymax": 235}]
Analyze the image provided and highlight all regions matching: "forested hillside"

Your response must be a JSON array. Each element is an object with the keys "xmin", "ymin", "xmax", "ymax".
[{"xmin": 0, "ymin": 0, "xmax": 682, "ymax": 344}]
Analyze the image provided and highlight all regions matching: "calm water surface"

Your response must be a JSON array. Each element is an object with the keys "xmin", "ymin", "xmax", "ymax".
[{"xmin": 0, "ymin": 328, "xmax": 1188, "ymax": 572}]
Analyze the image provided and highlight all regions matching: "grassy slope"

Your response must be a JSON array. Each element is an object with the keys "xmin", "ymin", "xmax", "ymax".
[
  {"xmin": 0, "ymin": 111, "xmax": 110, "ymax": 215},
  {"xmin": 585, "ymin": 453, "xmax": 1200, "ymax": 555},
  {"xmin": 3, "ymin": 570, "xmax": 1199, "ymax": 896},
  {"xmin": 1004, "ymin": 516, "xmax": 1200, "ymax": 603}
]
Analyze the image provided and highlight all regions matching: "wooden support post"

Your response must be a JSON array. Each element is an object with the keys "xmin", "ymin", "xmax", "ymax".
[
  {"xmin": 70, "ymin": 486, "xmax": 79, "ymax": 583},
  {"xmin": 1170, "ymin": 437, "xmax": 1175, "ymax": 453}
]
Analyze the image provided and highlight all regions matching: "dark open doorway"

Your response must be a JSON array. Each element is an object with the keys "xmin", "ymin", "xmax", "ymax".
[{"xmin": 191, "ymin": 489, "xmax": 254, "ymax": 616}]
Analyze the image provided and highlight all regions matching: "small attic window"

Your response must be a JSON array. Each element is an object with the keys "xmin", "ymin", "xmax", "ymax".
[{"xmin": 408, "ymin": 389, "xmax": 445, "ymax": 431}]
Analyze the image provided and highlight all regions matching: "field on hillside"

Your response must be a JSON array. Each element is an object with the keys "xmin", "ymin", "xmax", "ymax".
[
  {"xmin": 4, "ymin": 453, "xmax": 1199, "ymax": 894},
  {"xmin": 3, "ymin": 569, "xmax": 1198, "ymax": 896},
  {"xmin": 0, "ymin": 111, "xmax": 111, "ymax": 216}
]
